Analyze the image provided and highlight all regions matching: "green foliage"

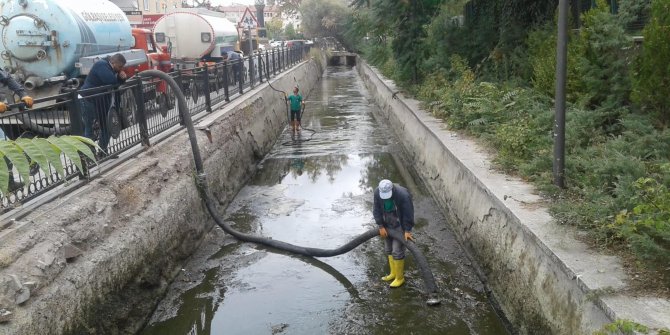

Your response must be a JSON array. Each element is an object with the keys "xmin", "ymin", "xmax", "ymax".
[
  {"xmin": 527, "ymin": 24, "xmax": 585, "ymax": 102},
  {"xmin": 617, "ymin": 0, "xmax": 652, "ymax": 32},
  {"xmin": 612, "ymin": 164, "xmax": 670, "ymax": 264},
  {"xmin": 418, "ymin": 56, "xmax": 554, "ymax": 171},
  {"xmin": 578, "ymin": 0, "xmax": 632, "ymax": 109},
  {"xmin": 0, "ymin": 136, "xmax": 97, "ymax": 195},
  {"xmin": 631, "ymin": 0, "xmax": 670, "ymax": 123},
  {"xmin": 300, "ymin": 0, "xmax": 350, "ymax": 39},
  {"xmin": 284, "ymin": 23, "xmax": 297, "ymax": 39},
  {"xmin": 350, "ymin": 0, "xmax": 670, "ymax": 278},
  {"xmin": 266, "ymin": 17, "xmax": 284, "ymax": 39},
  {"xmin": 593, "ymin": 319, "xmax": 649, "ymax": 335}
]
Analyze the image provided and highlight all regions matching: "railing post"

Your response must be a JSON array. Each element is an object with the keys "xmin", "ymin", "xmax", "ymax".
[
  {"xmin": 265, "ymin": 51, "xmax": 270, "ymax": 80},
  {"xmin": 223, "ymin": 62, "xmax": 230, "ymax": 102},
  {"xmin": 174, "ymin": 65, "xmax": 185, "ymax": 125},
  {"xmin": 238, "ymin": 58, "xmax": 244, "ymax": 95},
  {"xmin": 67, "ymin": 90, "xmax": 84, "ymax": 136},
  {"xmin": 248, "ymin": 53, "xmax": 255, "ymax": 88},
  {"xmin": 278, "ymin": 48, "xmax": 283, "ymax": 72},
  {"xmin": 133, "ymin": 78, "xmax": 151, "ymax": 146},
  {"xmin": 69, "ymin": 89, "xmax": 90, "ymax": 178},
  {"xmin": 203, "ymin": 64, "xmax": 212, "ymax": 113},
  {"xmin": 258, "ymin": 52, "xmax": 264, "ymax": 83}
]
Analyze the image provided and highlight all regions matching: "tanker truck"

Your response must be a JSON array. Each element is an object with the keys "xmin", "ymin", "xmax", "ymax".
[
  {"xmin": 153, "ymin": 8, "xmax": 239, "ymax": 64},
  {"xmin": 0, "ymin": 0, "xmax": 172, "ymax": 137},
  {"xmin": 152, "ymin": 8, "xmax": 242, "ymax": 103}
]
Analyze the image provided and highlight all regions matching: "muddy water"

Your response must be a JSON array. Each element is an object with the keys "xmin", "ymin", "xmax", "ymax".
[{"xmin": 139, "ymin": 66, "xmax": 510, "ymax": 335}]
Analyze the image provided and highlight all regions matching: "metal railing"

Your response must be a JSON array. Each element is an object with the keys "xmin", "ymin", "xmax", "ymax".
[{"xmin": 0, "ymin": 46, "xmax": 310, "ymax": 212}]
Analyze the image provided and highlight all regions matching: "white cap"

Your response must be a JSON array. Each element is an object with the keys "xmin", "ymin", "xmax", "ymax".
[{"xmin": 378, "ymin": 179, "xmax": 393, "ymax": 199}]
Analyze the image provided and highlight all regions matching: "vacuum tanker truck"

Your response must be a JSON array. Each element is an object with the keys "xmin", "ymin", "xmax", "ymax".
[
  {"xmin": 0, "ymin": 0, "xmax": 172, "ymax": 137},
  {"xmin": 152, "ymin": 8, "xmax": 239, "ymax": 64},
  {"xmin": 152, "ymin": 8, "xmax": 242, "ymax": 103}
]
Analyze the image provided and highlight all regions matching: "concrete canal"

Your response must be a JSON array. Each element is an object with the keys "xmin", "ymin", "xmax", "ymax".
[{"xmin": 139, "ymin": 65, "xmax": 510, "ymax": 335}]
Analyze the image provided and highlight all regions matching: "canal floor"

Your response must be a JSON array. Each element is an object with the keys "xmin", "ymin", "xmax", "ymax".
[{"xmin": 139, "ymin": 66, "xmax": 510, "ymax": 335}]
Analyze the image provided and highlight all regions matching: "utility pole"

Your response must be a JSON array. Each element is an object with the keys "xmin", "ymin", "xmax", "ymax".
[{"xmin": 554, "ymin": 0, "xmax": 568, "ymax": 188}]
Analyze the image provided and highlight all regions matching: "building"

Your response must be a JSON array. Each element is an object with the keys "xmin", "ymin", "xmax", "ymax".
[{"xmin": 110, "ymin": 0, "xmax": 183, "ymax": 28}]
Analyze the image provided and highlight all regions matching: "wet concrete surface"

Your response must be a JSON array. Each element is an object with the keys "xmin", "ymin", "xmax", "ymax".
[{"xmin": 139, "ymin": 66, "xmax": 510, "ymax": 335}]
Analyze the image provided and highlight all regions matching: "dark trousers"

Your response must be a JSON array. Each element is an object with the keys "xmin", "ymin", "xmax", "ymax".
[{"xmin": 81, "ymin": 99, "xmax": 110, "ymax": 153}]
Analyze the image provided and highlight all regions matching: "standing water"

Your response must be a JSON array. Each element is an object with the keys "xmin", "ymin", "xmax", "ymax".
[{"xmin": 140, "ymin": 66, "xmax": 510, "ymax": 335}]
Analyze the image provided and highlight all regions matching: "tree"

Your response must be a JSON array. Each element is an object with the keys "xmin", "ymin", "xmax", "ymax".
[
  {"xmin": 276, "ymin": 0, "xmax": 302, "ymax": 17},
  {"xmin": 284, "ymin": 22, "xmax": 297, "ymax": 39},
  {"xmin": 632, "ymin": 0, "xmax": 670, "ymax": 123},
  {"xmin": 300, "ymin": 0, "xmax": 350, "ymax": 39},
  {"xmin": 266, "ymin": 17, "xmax": 284, "ymax": 39}
]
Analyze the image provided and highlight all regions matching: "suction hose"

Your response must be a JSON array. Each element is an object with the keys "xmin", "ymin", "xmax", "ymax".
[{"xmin": 137, "ymin": 70, "xmax": 440, "ymax": 305}]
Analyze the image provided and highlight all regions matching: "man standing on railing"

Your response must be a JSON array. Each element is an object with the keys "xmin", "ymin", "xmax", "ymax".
[{"xmin": 79, "ymin": 54, "xmax": 127, "ymax": 157}]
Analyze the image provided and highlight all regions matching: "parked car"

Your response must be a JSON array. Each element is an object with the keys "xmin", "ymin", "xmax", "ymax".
[{"xmin": 285, "ymin": 39, "xmax": 306, "ymax": 48}]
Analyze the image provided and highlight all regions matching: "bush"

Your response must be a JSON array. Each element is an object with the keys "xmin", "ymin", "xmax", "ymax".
[
  {"xmin": 577, "ymin": 0, "xmax": 632, "ymax": 109},
  {"xmin": 612, "ymin": 164, "xmax": 670, "ymax": 265},
  {"xmin": 631, "ymin": 0, "xmax": 670, "ymax": 123},
  {"xmin": 527, "ymin": 24, "xmax": 585, "ymax": 102}
]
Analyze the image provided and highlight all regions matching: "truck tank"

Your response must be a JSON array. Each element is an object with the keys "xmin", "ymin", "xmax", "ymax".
[
  {"xmin": 153, "ymin": 8, "xmax": 238, "ymax": 61},
  {"xmin": 0, "ymin": 0, "xmax": 134, "ymax": 90}
]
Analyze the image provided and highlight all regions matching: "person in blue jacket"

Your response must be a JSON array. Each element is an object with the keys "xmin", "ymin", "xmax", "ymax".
[
  {"xmin": 79, "ymin": 53, "xmax": 127, "ymax": 156},
  {"xmin": 373, "ymin": 179, "xmax": 415, "ymax": 288}
]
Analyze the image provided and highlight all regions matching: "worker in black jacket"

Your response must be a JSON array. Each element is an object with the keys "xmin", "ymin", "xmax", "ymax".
[
  {"xmin": 79, "ymin": 53, "xmax": 127, "ymax": 156},
  {"xmin": 373, "ymin": 179, "xmax": 415, "ymax": 288}
]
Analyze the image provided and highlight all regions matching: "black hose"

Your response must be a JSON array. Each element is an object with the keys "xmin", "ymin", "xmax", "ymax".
[{"xmin": 137, "ymin": 70, "xmax": 440, "ymax": 305}]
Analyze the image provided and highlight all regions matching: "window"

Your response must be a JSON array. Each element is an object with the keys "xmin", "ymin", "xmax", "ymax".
[{"xmin": 144, "ymin": 0, "xmax": 149, "ymax": 11}]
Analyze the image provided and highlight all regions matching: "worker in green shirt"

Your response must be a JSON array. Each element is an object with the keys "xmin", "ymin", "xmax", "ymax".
[{"xmin": 286, "ymin": 86, "xmax": 305, "ymax": 135}]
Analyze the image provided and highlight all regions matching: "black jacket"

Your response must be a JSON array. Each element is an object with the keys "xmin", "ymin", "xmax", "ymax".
[{"xmin": 373, "ymin": 183, "xmax": 414, "ymax": 232}]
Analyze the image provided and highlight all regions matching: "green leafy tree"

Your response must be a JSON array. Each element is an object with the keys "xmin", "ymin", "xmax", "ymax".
[
  {"xmin": 276, "ymin": 0, "xmax": 302, "ymax": 17},
  {"xmin": 632, "ymin": 0, "xmax": 670, "ymax": 123},
  {"xmin": 0, "ymin": 136, "xmax": 97, "ymax": 195},
  {"xmin": 284, "ymin": 22, "xmax": 297, "ymax": 39},
  {"xmin": 617, "ymin": 0, "xmax": 651, "ymax": 31},
  {"xmin": 266, "ymin": 17, "xmax": 284, "ymax": 39},
  {"xmin": 300, "ymin": 0, "xmax": 350, "ymax": 39},
  {"xmin": 578, "ymin": 0, "xmax": 631, "ymax": 109}
]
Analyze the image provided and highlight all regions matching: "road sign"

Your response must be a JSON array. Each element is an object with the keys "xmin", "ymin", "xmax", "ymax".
[{"xmin": 238, "ymin": 7, "xmax": 258, "ymax": 28}]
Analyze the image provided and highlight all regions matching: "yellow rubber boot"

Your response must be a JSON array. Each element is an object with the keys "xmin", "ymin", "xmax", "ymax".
[
  {"xmin": 381, "ymin": 255, "xmax": 396, "ymax": 282},
  {"xmin": 390, "ymin": 259, "xmax": 405, "ymax": 288}
]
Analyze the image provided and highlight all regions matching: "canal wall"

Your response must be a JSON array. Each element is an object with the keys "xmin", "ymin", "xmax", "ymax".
[
  {"xmin": 0, "ymin": 55, "xmax": 325, "ymax": 334},
  {"xmin": 357, "ymin": 60, "xmax": 670, "ymax": 334}
]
